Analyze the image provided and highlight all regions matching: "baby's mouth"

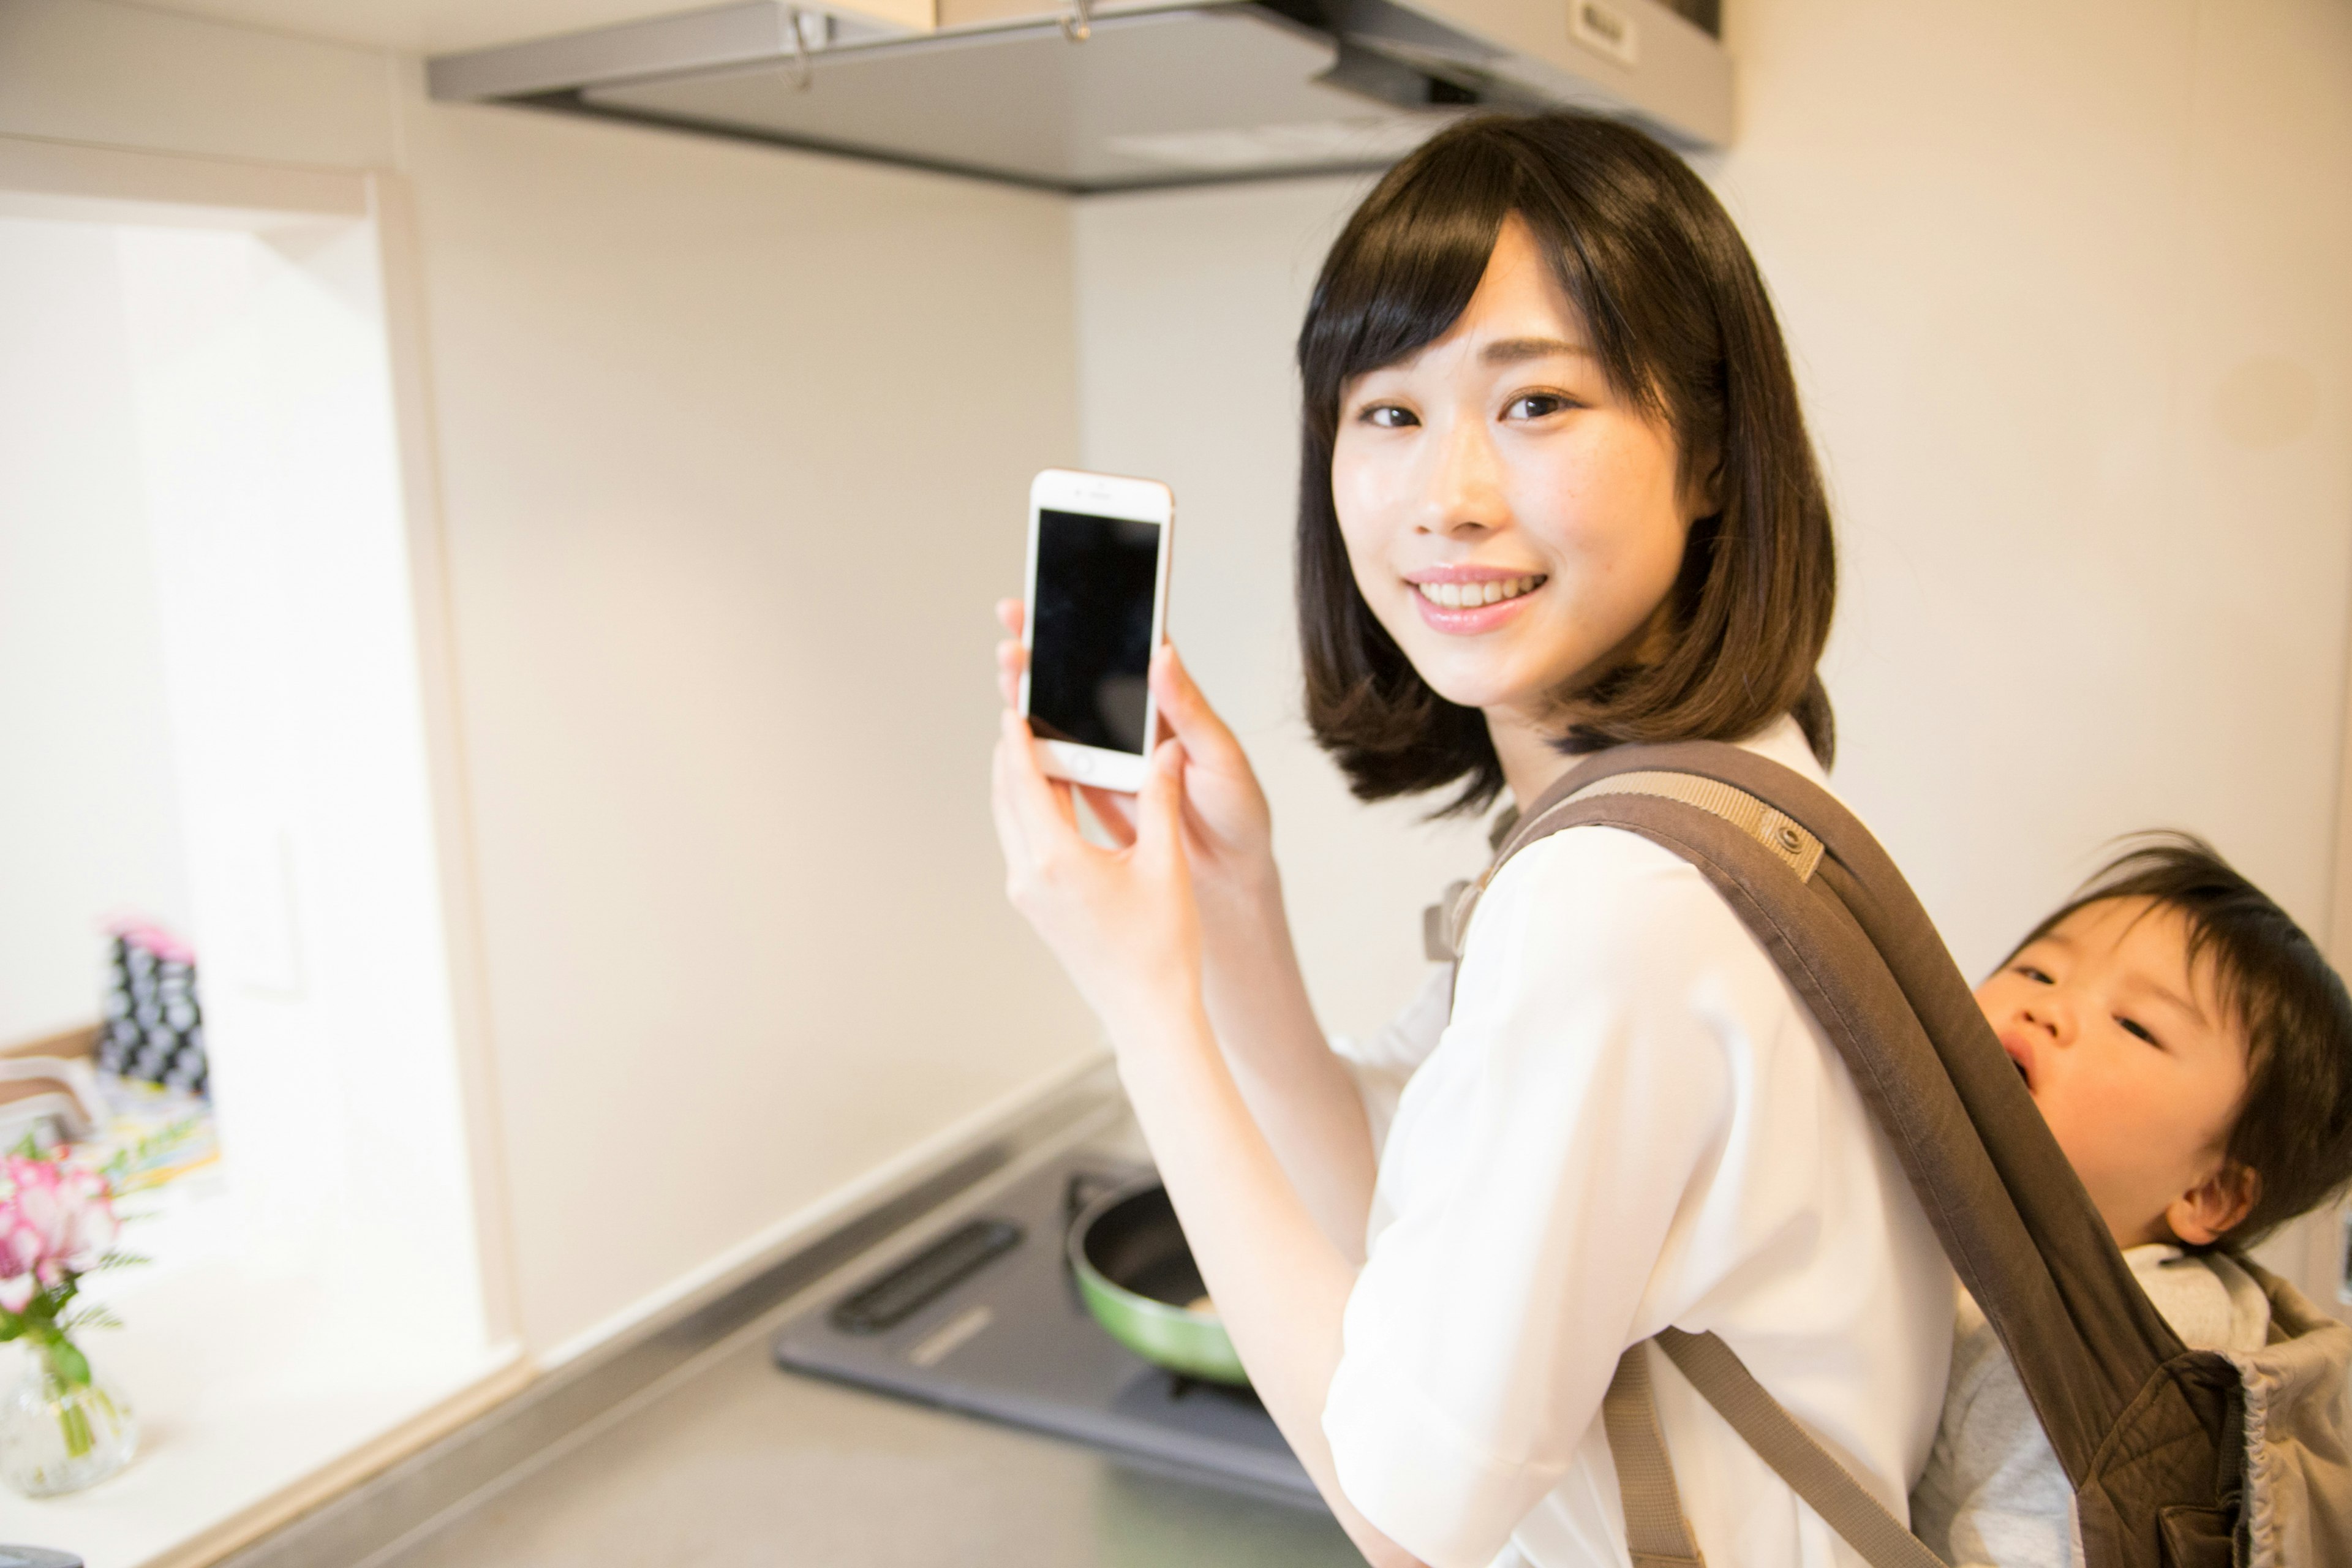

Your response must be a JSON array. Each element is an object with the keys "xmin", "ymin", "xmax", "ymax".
[
  {"xmin": 1410, "ymin": 574, "xmax": 1545, "ymax": 609},
  {"xmin": 1999, "ymin": 1033, "xmax": 2036, "ymax": 1092}
]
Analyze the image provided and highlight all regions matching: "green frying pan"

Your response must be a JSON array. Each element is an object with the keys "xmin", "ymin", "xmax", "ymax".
[{"xmin": 1067, "ymin": 1180, "xmax": 1249, "ymax": 1387}]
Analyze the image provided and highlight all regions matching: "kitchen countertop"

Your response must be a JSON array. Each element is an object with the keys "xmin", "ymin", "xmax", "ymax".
[
  {"xmin": 374, "ymin": 1313, "xmax": 1357, "ymax": 1568},
  {"xmin": 221, "ymin": 1075, "xmax": 1363, "ymax": 1568},
  {"xmin": 4, "ymin": 1163, "xmax": 521, "ymax": 1568}
]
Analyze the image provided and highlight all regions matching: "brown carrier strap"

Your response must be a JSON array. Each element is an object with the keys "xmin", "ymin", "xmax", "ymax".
[
  {"xmin": 1601, "ymin": 1344, "xmax": 1706, "ymax": 1567},
  {"xmin": 1449, "ymin": 744, "xmax": 2234, "ymax": 1568},
  {"xmin": 1608, "ymin": 1335, "xmax": 1938, "ymax": 1568}
]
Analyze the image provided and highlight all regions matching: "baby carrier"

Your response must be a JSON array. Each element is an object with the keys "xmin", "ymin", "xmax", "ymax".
[{"xmin": 1428, "ymin": 741, "xmax": 2352, "ymax": 1567}]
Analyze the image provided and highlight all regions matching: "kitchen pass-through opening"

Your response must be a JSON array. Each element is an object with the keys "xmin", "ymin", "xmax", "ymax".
[{"xmin": 0, "ymin": 158, "xmax": 517, "ymax": 1564}]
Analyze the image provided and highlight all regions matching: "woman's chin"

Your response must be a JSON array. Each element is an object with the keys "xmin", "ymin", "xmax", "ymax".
[
  {"xmin": 1414, "ymin": 670, "xmax": 1521, "ymax": 718},
  {"xmin": 1401, "ymin": 646, "xmax": 1551, "ymax": 717}
]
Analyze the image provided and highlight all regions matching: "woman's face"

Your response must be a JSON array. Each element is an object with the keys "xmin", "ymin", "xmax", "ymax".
[{"xmin": 1330, "ymin": 214, "xmax": 1702, "ymax": 736}]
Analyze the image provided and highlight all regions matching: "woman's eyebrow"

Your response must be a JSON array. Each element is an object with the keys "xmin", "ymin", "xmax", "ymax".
[{"xmin": 1480, "ymin": 336, "xmax": 1596, "ymax": 365}]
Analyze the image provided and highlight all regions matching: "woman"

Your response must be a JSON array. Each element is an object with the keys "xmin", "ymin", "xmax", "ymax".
[{"xmin": 990, "ymin": 113, "xmax": 1950, "ymax": 1568}]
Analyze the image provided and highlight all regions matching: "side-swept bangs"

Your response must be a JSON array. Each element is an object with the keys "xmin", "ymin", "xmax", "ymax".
[{"xmin": 1296, "ymin": 112, "xmax": 1836, "ymax": 813}]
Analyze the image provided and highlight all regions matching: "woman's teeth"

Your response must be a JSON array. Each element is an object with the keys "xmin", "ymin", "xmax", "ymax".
[{"xmin": 1413, "ymin": 575, "xmax": 1542, "ymax": 609}]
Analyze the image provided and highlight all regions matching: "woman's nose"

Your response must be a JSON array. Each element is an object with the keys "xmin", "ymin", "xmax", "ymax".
[{"xmin": 1418, "ymin": 413, "xmax": 1505, "ymax": 537}]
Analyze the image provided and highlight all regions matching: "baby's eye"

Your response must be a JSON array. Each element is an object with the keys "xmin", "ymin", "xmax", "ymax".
[
  {"xmin": 2117, "ymin": 1016, "xmax": 2161, "ymax": 1047},
  {"xmin": 1502, "ymin": 392, "xmax": 1577, "ymax": 421},
  {"xmin": 1359, "ymin": 404, "xmax": 1419, "ymax": 429},
  {"xmin": 2014, "ymin": 965, "xmax": 2053, "ymax": 984}
]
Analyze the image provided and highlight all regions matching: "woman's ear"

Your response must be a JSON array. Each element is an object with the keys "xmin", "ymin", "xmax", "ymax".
[
  {"xmin": 1679, "ymin": 450, "xmax": 1725, "ymax": 524},
  {"xmin": 2165, "ymin": 1159, "xmax": 2261, "ymax": 1247}
]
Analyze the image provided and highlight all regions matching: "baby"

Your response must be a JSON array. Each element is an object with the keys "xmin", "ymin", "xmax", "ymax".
[{"xmin": 1912, "ymin": 834, "xmax": 2352, "ymax": 1566}]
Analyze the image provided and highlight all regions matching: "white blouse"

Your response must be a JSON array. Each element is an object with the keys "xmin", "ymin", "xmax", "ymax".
[{"xmin": 1324, "ymin": 717, "xmax": 1953, "ymax": 1568}]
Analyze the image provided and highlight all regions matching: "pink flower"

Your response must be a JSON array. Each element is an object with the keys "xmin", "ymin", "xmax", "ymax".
[
  {"xmin": 0, "ymin": 1218, "xmax": 37, "ymax": 1312},
  {"xmin": 0, "ymin": 1155, "xmax": 118, "ymax": 1312}
]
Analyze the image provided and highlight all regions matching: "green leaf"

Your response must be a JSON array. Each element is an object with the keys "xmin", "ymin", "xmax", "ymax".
[
  {"xmin": 0, "ymin": 1314, "xmax": 21, "ymax": 1342},
  {"xmin": 7, "ymin": 1131, "xmax": 37, "ymax": 1159},
  {"xmin": 59, "ymin": 1396, "xmax": 94, "ymax": 1458},
  {"xmin": 45, "ymin": 1335, "xmax": 91, "ymax": 1389}
]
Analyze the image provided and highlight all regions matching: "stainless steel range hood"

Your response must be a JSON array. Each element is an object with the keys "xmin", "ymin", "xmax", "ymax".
[{"xmin": 428, "ymin": 0, "xmax": 1730, "ymax": 193}]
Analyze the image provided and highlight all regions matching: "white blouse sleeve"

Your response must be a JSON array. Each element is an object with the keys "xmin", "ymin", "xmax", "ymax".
[
  {"xmin": 1321, "ymin": 825, "xmax": 1781, "ymax": 1568},
  {"xmin": 1329, "ymin": 962, "xmax": 1455, "ymax": 1159}
]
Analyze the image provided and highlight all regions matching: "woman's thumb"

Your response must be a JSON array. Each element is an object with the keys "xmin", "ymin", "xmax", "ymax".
[
  {"xmin": 1152, "ymin": 644, "xmax": 1235, "ymax": 761},
  {"xmin": 1137, "ymin": 737, "xmax": 1188, "ymax": 867}
]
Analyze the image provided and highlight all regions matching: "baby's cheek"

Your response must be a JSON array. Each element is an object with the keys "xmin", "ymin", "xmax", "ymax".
[
  {"xmin": 1970, "ymin": 976, "xmax": 2016, "ymax": 1022},
  {"xmin": 2029, "ymin": 1079, "xmax": 2105, "ymax": 1172}
]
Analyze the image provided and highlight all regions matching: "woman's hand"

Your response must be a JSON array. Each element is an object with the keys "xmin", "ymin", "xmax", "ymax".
[
  {"xmin": 992, "ymin": 601, "xmax": 1375, "ymax": 1259},
  {"xmin": 991, "ymin": 712, "xmax": 1202, "ymax": 1048},
  {"xmin": 992, "ymin": 601, "xmax": 1280, "ymax": 929}
]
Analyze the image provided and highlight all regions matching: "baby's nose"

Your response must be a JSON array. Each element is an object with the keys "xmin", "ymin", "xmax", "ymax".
[{"xmin": 2021, "ymin": 998, "xmax": 2069, "ymax": 1039}]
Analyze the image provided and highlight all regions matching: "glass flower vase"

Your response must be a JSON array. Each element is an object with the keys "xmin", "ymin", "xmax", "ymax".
[{"xmin": 0, "ymin": 1343, "xmax": 139, "ymax": 1497}]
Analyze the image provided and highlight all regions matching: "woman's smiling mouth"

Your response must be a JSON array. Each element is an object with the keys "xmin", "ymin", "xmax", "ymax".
[
  {"xmin": 1404, "ymin": 569, "xmax": 1548, "ymax": 633},
  {"xmin": 1411, "ymin": 573, "xmax": 1546, "ymax": 608}
]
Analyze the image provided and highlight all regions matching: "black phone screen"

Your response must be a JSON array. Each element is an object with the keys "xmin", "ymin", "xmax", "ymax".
[{"xmin": 1028, "ymin": 508, "xmax": 1161, "ymax": 756}]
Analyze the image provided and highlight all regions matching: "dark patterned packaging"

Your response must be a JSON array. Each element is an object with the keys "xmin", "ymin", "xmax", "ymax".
[{"xmin": 99, "ymin": 923, "xmax": 208, "ymax": 1097}]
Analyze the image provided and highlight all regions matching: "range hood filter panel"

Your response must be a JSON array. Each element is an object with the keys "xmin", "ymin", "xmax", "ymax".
[{"xmin": 581, "ymin": 8, "xmax": 1463, "ymax": 190}]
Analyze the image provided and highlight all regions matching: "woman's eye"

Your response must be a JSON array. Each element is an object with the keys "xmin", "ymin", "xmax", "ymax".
[
  {"xmin": 2117, "ymin": 1017, "xmax": 2160, "ymax": 1047},
  {"xmin": 1359, "ymin": 404, "xmax": 1419, "ymax": 429},
  {"xmin": 1502, "ymin": 392, "xmax": 1575, "ymax": 420},
  {"xmin": 2015, "ymin": 965, "xmax": 2052, "ymax": 984}
]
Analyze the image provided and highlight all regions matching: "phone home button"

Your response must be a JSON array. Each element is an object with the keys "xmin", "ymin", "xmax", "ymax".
[{"xmin": 1064, "ymin": 749, "xmax": 1096, "ymax": 780}]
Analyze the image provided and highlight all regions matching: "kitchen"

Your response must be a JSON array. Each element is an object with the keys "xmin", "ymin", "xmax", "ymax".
[{"xmin": 1, "ymin": 0, "xmax": 2348, "ymax": 1562}]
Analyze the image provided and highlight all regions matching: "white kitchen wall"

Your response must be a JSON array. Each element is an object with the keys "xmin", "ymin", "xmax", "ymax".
[
  {"xmin": 1073, "ymin": 0, "xmax": 2352, "ymax": 1043},
  {"xmin": 399, "ymin": 97, "xmax": 1097, "ymax": 1359},
  {"xmin": 1720, "ymin": 0, "xmax": 2352, "ymax": 977},
  {"xmin": 1, "ymin": 0, "xmax": 1099, "ymax": 1364},
  {"xmin": 0, "ymin": 214, "xmax": 195, "ymax": 1046}
]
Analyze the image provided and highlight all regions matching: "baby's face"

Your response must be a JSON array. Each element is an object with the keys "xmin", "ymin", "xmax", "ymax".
[{"xmin": 1973, "ymin": 897, "xmax": 2253, "ymax": 1248}]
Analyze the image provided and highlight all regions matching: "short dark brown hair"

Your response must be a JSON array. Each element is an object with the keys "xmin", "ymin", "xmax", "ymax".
[
  {"xmin": 2008, "ymin": 834, "xmax": 2352, "ymax": 1246},
  {"xmin": 1297, "ymin": 113, "xmax": 1838, "ymax": 814}
]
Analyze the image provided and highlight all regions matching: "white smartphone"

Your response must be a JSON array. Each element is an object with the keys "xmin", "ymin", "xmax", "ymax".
[{"xmin": 1020, "ymin": 468, "xmax": 1175, "ymax": 793}]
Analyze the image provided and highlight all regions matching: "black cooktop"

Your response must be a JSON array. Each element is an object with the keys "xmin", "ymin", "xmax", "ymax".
[{"xmin": 771, "ymin": 1150, "xmax": 1321, "ymax": 1507}]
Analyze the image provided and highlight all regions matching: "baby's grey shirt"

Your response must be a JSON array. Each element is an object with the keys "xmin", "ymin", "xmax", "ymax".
[{"xmin": 1909, "ymin": 1243, "xmax": 2271, "ymax": 1568}]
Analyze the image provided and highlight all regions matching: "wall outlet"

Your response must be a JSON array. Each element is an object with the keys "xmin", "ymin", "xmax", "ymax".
[{"xmin": 1570, "ymin": 0, "xmax": 1640, "ymax": 67}]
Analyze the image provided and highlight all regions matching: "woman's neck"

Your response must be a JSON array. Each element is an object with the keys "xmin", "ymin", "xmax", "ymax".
[
  {"xmin": 1487, "ymin": 603, "xmax": 1684, "ymax": 809},
  {"xmin": 1488, "ymin": 707, "xmax": 1578, "ymax": 812}
]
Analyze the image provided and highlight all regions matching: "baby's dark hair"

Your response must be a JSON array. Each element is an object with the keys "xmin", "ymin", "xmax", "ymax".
[{"xmin": 2010, "ymin": 832, "xmax": 2352, "ymax": 1245}]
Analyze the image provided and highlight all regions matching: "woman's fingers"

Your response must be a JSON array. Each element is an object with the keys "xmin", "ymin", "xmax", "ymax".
[
  {"xmin": 1077, "ymin": 785, "xmax": 1139, "ymax": 849},
  {"xmin": 997, "ymin": 712, "xmax": 1082, "ymax": 845},
  {"xmin": 1136, "ymin": 737, "xmax": 1189, "ymax": 872},
  {"xmin": 988, "ymin": 725, "xmax": 1036, "ymax": 877},
  {"xmin": 1150, "ymin": 644, "xmax": 1245, "ymax": 769},
  {"xmin": 996, "ymin": 638, "xmax": 1026, "ymax": 710},
  {"xmin": 995, "ymin": 599, "xmax": 1028, "ymax": 710}
]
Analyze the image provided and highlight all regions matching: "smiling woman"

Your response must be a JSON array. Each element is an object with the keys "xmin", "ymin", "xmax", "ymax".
[
  {"xmin": 1324, "ymin": 217, "xmax": 1698, "ymax": 812},
  {"xmin": 989, "ymin": 111, "xmax": 1945, "ymax": 1568},
  {"xmin": 1298, "ymin": 117, "xmax": 1838, "ymax": 813}
]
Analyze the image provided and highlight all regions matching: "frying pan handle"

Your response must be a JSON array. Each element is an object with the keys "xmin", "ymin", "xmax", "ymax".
[{"xmin": 1063, "ymin": 1169, "xmax": 1129, "ymax": 1229}]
